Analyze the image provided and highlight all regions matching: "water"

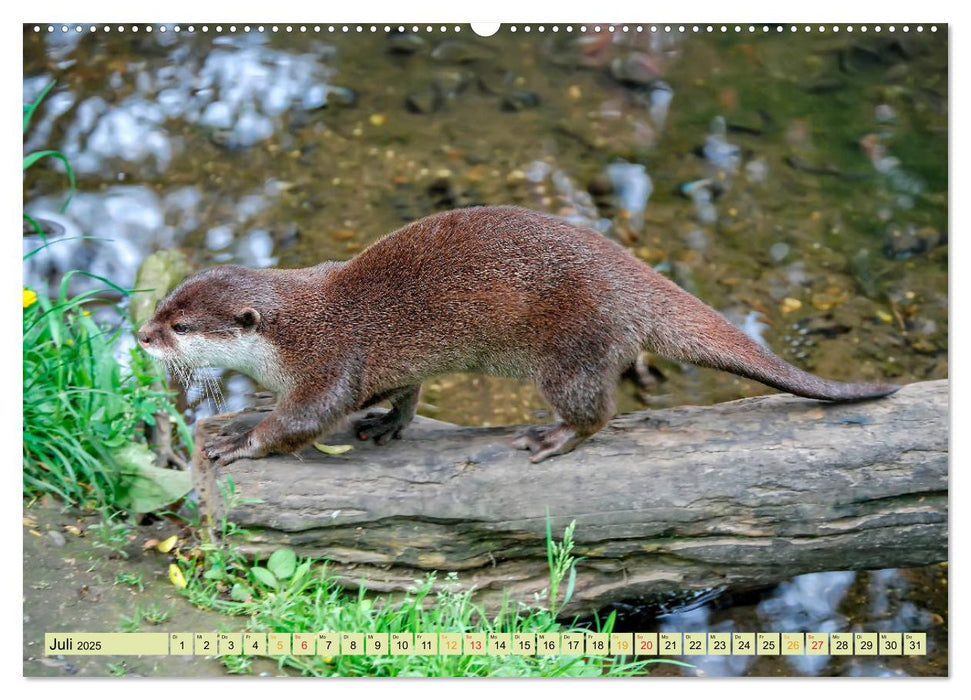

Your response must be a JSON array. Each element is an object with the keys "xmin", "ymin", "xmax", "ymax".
[{"xmin": 23, "ymin": 25, "xmax": 948, "ymax": 676}]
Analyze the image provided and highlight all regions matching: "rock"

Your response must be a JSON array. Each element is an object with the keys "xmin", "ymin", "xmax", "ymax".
[
  {"xmin": 649, "ymin": 82, "xmax": 674, "ymax": 129},
  {"xmin": 702, "ymin": 116, "xmax": 741, "ymax": 173},
  {"xmin": 500, "ymin": 90, "xmax": 540, "ymax": 112},
  {"xmin": 884, "ymin": 225, "xmax": 942, "ymax": 259},
  {"xmin": 432, "ymin": 70, "xmax": 471, "ymax": 100},
  {"xmin": 327, "ymin": 86, "xmax": 357, "ymax": 108},
  {"xmin": 746, "ymin": 158, "xmax": 769, "ymax": 184},
  {"xmin": 388, "ymin": 32, "xmax": 428, "ymax": 55},
  {"xmin": 769, "ymin": 241, "xmax": 790, "ymax": 263},
  {"xmin": 128, "ymin": 249, "xmax": 192, "ymax": 328},
  {"xmin": 430, "ymin": 40, "xmax": 496, "ymax": 64},
  {"xmin": 875, "ymin": 104, "xmax": 897, "ymax": 122},
  {"xmin": 587, "ymin": 173, "xmax": 613, "ymax": 197},
  {"xmin": 610, "ymin": 52, "xmax": 662, "ymax": 86},
  {"xmin": 605, "ymin": 161, "xmax": 652, "ymax": 228},
  {"xmin": 405, "ymin": 86, "xmax": 442, "ymax": 114},
  {"xmin": 427, "ymin": 176, "xmax": 458, "ymax": 208}
]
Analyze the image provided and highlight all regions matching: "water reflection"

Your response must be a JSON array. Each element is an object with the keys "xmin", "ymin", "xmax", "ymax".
[{"xmin": 650, "ymin": 567, "xmax": 944, "ymax": 676}]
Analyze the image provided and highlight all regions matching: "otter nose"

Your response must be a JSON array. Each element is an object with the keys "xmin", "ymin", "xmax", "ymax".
[{"xmin": 138, "ymin": 326, "xmax": 152, "ymax": 345}]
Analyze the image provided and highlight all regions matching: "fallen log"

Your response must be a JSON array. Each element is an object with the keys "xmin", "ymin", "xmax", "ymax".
[{"xmin": 192, "ymin": 379, "xmax": 948, "ymax": 616}]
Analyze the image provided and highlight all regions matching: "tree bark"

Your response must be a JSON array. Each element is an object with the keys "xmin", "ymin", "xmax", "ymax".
[{"xmin": 192, "ymin": 379, "xmax": 948, "ymax": 616}]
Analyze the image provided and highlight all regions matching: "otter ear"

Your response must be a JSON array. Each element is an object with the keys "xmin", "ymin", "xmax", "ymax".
[{"xmin": 234, "ymin": 307, "xmax": 261, "ymax": 330}]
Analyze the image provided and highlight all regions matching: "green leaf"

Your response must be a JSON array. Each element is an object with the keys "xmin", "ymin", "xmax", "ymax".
[
  {"xmin": 292, "ymin": 560, "xmax": 311, "ymax": 583},
  {"xmin": 267, "ymin": 548, "xmax": 297, "ymax": 580},
  {"xmin": 230, "ymin": 583, "xmax": 253, "ymax": 601},
  {"xmin": 564, "ymin": 566, "xmax": 577, "ymax": 606},
  {"xmin": 203, "ymin": 563, "xmax": 226, "ymax": 580},
  {"xmin": 250, "ymin": 566, "xmax": 279, "ymax": 589},
  {"xmin": 313, "ymin": 443, "xmax": 353, "ymax": 455},
  {"xmin": 110, "ymin": 443, "xmax": 192, "ymax": 513}
]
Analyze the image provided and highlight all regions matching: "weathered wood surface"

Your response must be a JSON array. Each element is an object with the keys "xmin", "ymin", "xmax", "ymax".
[{"xmin": 193, "ymin": 379, "xmax": 948, "ymax": 616}]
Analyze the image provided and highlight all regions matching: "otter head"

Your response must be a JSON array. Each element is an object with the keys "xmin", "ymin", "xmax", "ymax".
[{"xmin": 138, "ymin": 266, "xmax": 285, "ymax": 389}]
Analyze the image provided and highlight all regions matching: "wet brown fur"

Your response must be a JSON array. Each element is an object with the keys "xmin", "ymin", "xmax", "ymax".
[{"xmin": 139, "ymin": 206, "xmax": 900, "ymax": 465}]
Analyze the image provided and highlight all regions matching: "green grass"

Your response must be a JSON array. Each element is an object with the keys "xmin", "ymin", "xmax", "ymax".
[
  {"xmin": 22, "ymin": 283, "xmax": 191, "ymax": 507},
  {"xmin": 172, "ymin": 508, "xmax": 687, "ymax": 677}
]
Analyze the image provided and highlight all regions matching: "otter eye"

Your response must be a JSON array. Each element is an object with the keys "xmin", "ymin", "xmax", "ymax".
[{"xmin": 172, "ymin": 322, "xmax": 189, "ymax": 335}]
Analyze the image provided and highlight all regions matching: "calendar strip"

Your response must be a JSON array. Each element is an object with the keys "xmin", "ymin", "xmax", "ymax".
[{"xmin": 44, "ymin": 631, "xmax": 927, "ymax": 656}]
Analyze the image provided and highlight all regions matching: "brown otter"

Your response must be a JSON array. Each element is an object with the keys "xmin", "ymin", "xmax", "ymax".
[{"xmin": 138, "ymin": 206, "xmax": 899, "ymax": 466}]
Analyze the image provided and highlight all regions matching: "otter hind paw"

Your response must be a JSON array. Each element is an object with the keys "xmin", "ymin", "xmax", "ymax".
[
  {"xmin": 354, "ymin": 411, "xmax": 406, "ymax": 446},
  {"xmin": 512, "ymin": 424, "xmax": 584, "ymax": 464}
]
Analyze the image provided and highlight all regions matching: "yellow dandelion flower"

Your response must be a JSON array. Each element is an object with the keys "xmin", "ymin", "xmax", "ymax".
[{"xmin": 23, "ymin": 288, "xmax": 37, "ymax": 308}]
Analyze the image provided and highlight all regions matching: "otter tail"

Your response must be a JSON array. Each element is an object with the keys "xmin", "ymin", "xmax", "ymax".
[{"xmin": 642, "ymin": 278, "xmax": 900, "ymax": 402}]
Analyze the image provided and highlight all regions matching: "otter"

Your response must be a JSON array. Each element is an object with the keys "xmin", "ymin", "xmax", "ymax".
[{"xmin": 138, "ymin": 206, "xmax": 899, "ymax": 466}]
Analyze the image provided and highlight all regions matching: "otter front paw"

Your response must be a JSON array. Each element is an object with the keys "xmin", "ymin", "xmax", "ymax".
[
  {"xmin": 204, "ymin": 431, "xmax": 260, "ymax": 466},
  {"xmin": 354, "ymin": 411, "xmax": 406, "ymax": 446}
]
